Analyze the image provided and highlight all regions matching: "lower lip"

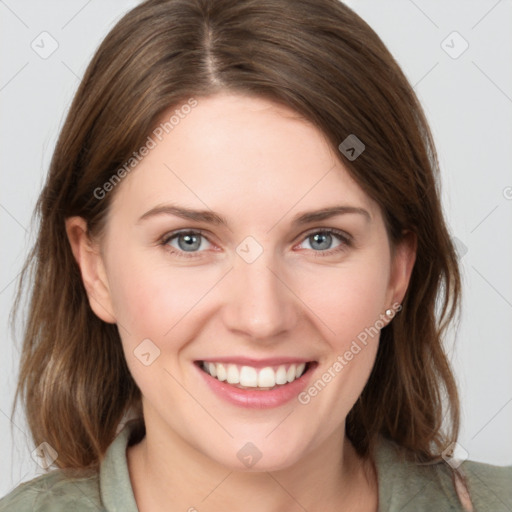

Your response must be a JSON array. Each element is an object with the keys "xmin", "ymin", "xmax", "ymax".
[{"xmin": 195, "ymin": 363, "xmax": 316, "ymax": 409}]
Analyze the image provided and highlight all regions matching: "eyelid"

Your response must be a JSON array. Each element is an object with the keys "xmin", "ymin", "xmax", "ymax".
[
  {"xmin": 161, "ymin": 227, "xmax": 352, "ymax": 244},
  {"xmin": 294, "ymin": 227, "xmax": 353, "ymax": 245},
  {"xmin": 160, "ymin": 228, "xmax": 210, "ymax": 245},
  {"xmin": 160, "ymin": 229, "xmax": 215, "ymax": 259},
  {"xmin": 293, "ymin": 228, "xmax": 353, "ymax": 259},
  {"xmin": 160, "ymin": 226, "xmax": 353, "ymax": 259}
]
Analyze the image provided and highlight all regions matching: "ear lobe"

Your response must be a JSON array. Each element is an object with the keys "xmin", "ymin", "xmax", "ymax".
[
  {"xmin": 389, "ymin": 231, "xmax": 417, "ymax": 306},
  {"xmin": 65, "ymin": 216, "xmax": 117, "ymax": 324}
]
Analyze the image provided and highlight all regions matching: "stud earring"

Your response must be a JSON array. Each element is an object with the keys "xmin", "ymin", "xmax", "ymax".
[{"xmin": 385, "ymin": 305, "xmax": 402, "ymax": 318}]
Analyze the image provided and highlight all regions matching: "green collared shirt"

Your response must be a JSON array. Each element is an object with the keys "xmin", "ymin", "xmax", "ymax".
[{"xmin": 1, "ymin": 422, "xmax": 511, "ymax": 511}]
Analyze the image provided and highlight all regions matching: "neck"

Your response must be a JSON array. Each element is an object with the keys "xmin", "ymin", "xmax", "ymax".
[{"xmin": 127, "ymin": 416, "xmax": 377, "ymax": 512}]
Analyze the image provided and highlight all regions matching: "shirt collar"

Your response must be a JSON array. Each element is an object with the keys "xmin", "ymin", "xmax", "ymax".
[
  {"xmin": 99, "ymin": 420, "xmax": 141, "ymax": 512},
  {"xmin": 98, "ymin": 421, "xmax": 459, "ymax": 512}
]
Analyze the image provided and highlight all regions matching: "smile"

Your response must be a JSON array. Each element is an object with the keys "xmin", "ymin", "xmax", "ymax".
[
  {"xmin": 194, "ymin": 357, "xmax": 317, "ymax": 408},
  {"xmin": 199, "ymin": 361, "xmax": 310, "ymax": 390}
]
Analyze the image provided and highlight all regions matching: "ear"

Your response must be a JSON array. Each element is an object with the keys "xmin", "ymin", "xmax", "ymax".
[
  {"xmin": 65, "ymin": 216, "xmax": 116, "ymax": 324},
  {"xmin": 387, "ymin": 230, "xmax": 417, "ymax": 307}
]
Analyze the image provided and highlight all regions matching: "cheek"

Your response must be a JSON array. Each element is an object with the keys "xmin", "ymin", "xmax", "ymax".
[
  {"xmin": 295, "ymin": 257, "xmax": 390, "ymax": 350},
  {"xmin": 293, "ymin": 261, "xmax": 389, "ymax": 423},
  {"xmin": 106, "ymin": 248, "xmax": 219, "ymax": 345},
  {"xmin": 104, "ymin": 253, "xmax": 216, "ymax": 392}
]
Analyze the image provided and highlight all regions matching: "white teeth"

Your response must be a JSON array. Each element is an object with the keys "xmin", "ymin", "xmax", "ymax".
[
  {"xmin": 216, "ymin": 363, "xmax": 227, "ymax": 381},
  {"xmin": 227, "ymin": 364, "xmax": 239, "ymax": 384},
  {"xmin": 275, "ymin": 365, "xmax": 287, "ymax": 385},
  {"xmin": 201, "ymin": 361, "xmax": 308, "ymax": 388},
  {"xmin": 240, "ymin": 366, "xmax": 258, "ymax": 387},
  {"xmin": 258, "ymin": 367, "xmax": 276, "ymax": 388}
]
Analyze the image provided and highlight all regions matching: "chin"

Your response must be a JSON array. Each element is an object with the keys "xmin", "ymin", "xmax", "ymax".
[{"xmin": 203, "ymin": 431, "xmax": 311, "ymax": 472}]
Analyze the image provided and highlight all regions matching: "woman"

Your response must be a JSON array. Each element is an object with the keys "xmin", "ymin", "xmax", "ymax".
[{"xmin": 1, "ymin": 0, "xmax": 510, "ymax": 510}]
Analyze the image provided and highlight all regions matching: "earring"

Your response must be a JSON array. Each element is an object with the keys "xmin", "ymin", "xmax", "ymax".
[{"xmin": 385, "ymin": 305, "xmax": 401, "ymax": 318}]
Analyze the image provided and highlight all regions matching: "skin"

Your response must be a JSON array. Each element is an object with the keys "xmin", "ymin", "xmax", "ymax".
[{"xmin": 66, "ymin": 92, "xmax": 416, "ymax": 512}]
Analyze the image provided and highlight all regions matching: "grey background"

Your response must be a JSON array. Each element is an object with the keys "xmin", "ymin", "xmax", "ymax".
[{"xmin": 1, "ymin": 0, "xmax": 511, "ymax": 495}]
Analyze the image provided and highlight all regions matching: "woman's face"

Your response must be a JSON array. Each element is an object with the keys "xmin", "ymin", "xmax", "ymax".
[{"xmin": 73, "ymin": 93, "xmax": 414, "ymax": 471}]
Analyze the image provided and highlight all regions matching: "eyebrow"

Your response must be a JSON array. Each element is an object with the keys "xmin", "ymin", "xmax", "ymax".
[{"xmin": 137, "ymin": 204, "xmax": 371, "ymax": 226}]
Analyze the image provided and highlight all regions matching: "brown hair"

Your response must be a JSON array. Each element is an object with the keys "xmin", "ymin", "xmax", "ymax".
[{"xmin": 13, "ymin": 0, "xmax": 460, "ymax": 469}]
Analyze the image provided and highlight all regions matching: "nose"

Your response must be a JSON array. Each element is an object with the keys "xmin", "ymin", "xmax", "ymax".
[{"xmin": 221, "ymin": 250, "xmax": 299, "ymax": 341}]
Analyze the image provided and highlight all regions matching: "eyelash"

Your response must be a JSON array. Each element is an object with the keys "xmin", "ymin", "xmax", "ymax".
[{"xmin": 160, "ymin": 228, "xmax": 352, "ymax": 259}]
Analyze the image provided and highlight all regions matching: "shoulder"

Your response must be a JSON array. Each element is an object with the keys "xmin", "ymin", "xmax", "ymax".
[
  {"xmin": 459, "ymin": 458, "xmax": 512, "ymax": 511},
  {"xmin": 374, "ymin": 437, "xmax": 512, "ymax": 511},
  {"xmin": 0, "ymin": 469, "xmax": 102, "ymax": 512},
  {"xmin": 0, "ymin": 420, "xmax": 142, "ymax": 512}
]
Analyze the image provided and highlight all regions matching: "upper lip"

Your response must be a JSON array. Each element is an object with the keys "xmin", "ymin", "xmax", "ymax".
[{"xmin": 196, "ymin": 357, "xmax": 315, "ymax": 368}]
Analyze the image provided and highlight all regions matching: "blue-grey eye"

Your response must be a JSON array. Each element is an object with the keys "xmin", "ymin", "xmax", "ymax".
[
  {"xmin": 310, "ymin": 232, "xmax": 332, "ymax": 250},
  {"xmin": 168, "ymin": 232, "xmax": 209, "ymax": 252},
  {"xmin": 300, "ymin": 231, "xmax": 344, "ymax": 251}
]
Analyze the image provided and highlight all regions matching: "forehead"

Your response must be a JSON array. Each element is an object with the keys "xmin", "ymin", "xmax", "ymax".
[{"xmin": 109, "ymin": 93, "xmax": 378, "ymax": 224}]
